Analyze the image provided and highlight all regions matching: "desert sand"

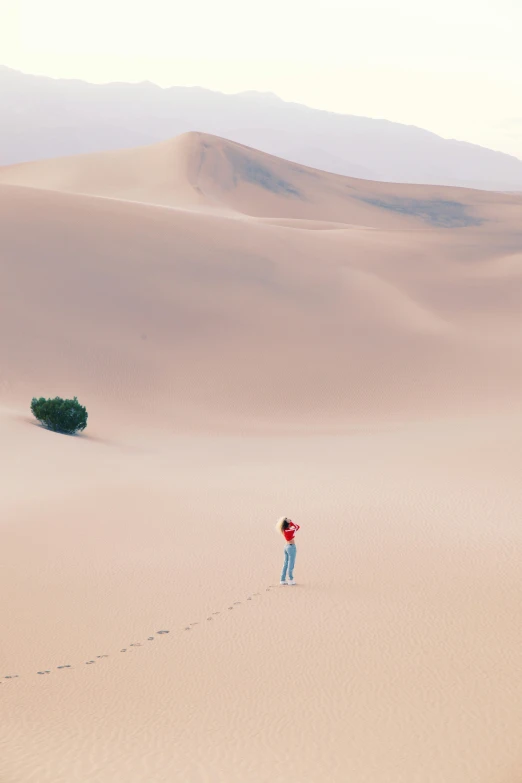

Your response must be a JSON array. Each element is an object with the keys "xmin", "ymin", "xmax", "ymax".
[{"xmin": 1, "ymin": 134, "xmax": 522, "ymax": 783}]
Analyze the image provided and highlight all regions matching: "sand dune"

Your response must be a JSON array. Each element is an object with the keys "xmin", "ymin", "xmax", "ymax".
[
  {"xmin": 2, "ymin": 132, "xmax": 522, "ymax": 229},
  {"xmin": 1, "ymin": 135, "xmax": 522, "ymax": 782},
  {"xmin": 0, "ymin": 179, "xmax": 521, "ymax": 431},
  {"xmin": 2, "ymin": 409, "xmax": 522, "ymax": 783}
]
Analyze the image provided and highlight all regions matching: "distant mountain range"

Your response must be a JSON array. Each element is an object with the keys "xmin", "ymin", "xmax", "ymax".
[{"xmin": 2, "ymin": 65, "xmax": 522, "ymax": 191}]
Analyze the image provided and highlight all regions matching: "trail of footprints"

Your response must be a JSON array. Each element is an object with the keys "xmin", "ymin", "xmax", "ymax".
[{"xmin": 2, "ymin": 589, "xmax": 272, "ymax": 683}]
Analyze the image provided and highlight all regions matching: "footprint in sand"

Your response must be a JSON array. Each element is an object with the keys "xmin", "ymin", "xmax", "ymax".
[{"xmin": 6, "ymin": 583, "xmax": 271, "ymax": 685}]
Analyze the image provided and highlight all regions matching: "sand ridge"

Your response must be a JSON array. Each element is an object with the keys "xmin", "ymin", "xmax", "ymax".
[
  {"xmin": 2, "ymin": 131, "xmax": 522, "ymax": 228},
  {"xmin": 0, "ymin": 176, "xmax": 521, "ymax": 432}
]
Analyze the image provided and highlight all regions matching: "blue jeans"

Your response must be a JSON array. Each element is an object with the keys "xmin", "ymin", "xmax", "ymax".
[{"xmin": 281, "ymin": 543, "xmax": 297, "ymax": 582}]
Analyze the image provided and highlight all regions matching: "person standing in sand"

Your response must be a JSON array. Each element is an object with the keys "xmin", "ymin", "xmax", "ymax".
[{"xmin": 276, "ymin": 517, "xmax": 300, "ymax": 585}]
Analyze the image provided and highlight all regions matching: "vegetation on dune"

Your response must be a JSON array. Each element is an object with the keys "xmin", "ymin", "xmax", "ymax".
[
  {"xmin": 358, "ymin": 196, "xmax": 484, "ymax": 227},
  {"xmin": 31, "ymin": 396, "xmax": 88, "ymax": 435},
  {"xmin": 224, "ymin": 148, "xmax": 302, "ymax": 197}
]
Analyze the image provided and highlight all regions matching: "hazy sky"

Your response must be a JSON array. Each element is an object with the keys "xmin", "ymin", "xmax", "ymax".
[{"xmin": 3, "ymin": 0, "xmax": 522, "ymax": 158}]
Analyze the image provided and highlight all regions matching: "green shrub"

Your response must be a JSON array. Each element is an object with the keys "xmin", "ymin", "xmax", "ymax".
[{"xmin": 31, "ymin": 396, "xmax": 88, "ymax": 435}]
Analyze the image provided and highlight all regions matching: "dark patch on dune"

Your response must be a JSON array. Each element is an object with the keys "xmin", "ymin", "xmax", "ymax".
[
  {"xmin": 175, "ymin": 248, "xmax": 295, "ymax": 298},
  {"xmin": 358, "ymin": 196, "xmax": 483, "ymax": 227},
  {"xmin": 289, "ymin": 164, "xmax": 318, "ymax": 178},
  {"xmin": 224, "ymin": 148, "xmax": 301, "ymax": 197}
]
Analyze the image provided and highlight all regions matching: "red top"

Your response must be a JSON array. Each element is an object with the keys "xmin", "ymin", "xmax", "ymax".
[{"xmin": 283, "ymin": 522, "xmax": 300, "ymax": 542}]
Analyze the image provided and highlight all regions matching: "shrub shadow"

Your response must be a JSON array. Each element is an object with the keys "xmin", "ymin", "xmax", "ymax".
[{"xmin": 17, "ymin": 415, "xmax": 117, "ymax": 447}]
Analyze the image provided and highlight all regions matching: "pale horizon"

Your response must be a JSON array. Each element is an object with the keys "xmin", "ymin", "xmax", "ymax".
[{"xmin": 2, "ymin": 0, "xmax": 521, "ymax": 159}]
